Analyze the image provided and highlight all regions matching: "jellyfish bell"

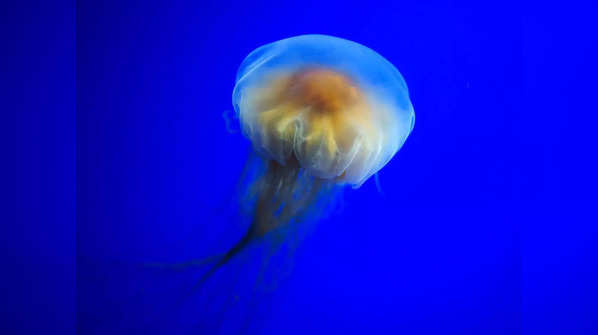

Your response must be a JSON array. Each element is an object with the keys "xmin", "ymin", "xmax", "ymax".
[
  {"xmin": 198, "ymin": 34, "xmax": 414, "ymax": 285},
  {"xmin": 234, "ymin": 34, "xmax": 415, "ymax": 187}
]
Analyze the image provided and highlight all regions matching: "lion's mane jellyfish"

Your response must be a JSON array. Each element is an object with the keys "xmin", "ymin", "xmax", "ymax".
[{"xmin": 200, "ymin": 34, "xmax": 415, "ymax": 285}]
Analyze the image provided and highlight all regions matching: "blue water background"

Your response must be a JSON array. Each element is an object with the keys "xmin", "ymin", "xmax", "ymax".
[{"xmin": 68, "ymin": 1, "xmax": 597, "ymax": 334}]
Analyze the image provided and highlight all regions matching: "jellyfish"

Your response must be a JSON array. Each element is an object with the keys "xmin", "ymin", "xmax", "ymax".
[{"xmin": 198, "ymin": 34, "xmax": 415, "ymax": 286}]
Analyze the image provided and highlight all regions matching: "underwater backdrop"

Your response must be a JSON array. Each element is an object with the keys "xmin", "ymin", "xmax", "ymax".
[{"xmin": 71, "ymin": 1, "xmax": 598, "ymax": 334}]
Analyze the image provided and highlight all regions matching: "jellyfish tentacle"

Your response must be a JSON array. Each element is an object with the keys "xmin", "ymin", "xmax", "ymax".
[
  {"xmin": 188, "ymin": 153, "xmax": 331, "ymax": 292},
  {"xmin": 193, "ymin": 222, "xmax": 256, "ymax": 288},
  {"xmin": 189, "ymin": 158, "xmax": 301, "ymax": 290}
]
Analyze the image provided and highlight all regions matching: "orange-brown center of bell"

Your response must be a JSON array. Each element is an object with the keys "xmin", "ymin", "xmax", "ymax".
[
  {"xmin": 253, "ymin": 67, "xmax": 374, "ymax": 162},
  {"xmin": 287, "ymin": 68, "xmax": 362, "ymax": 113}
]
